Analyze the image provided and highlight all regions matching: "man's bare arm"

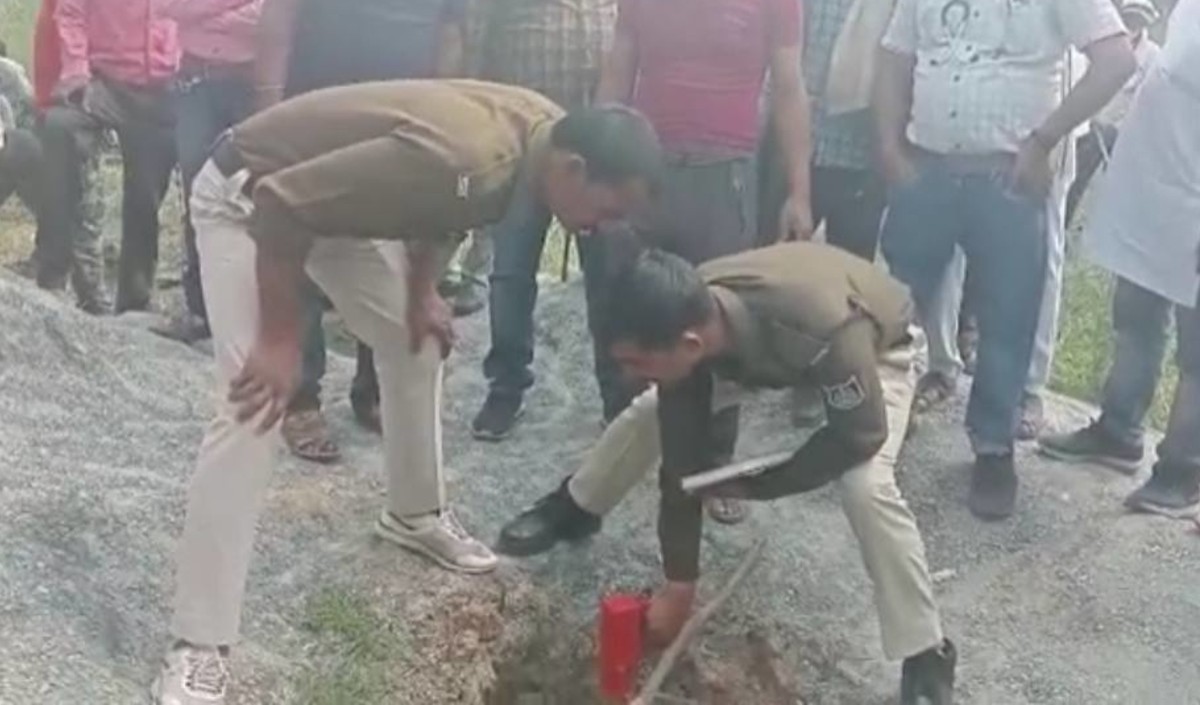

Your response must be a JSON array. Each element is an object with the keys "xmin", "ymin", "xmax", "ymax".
[
  {"xmin": 769, "ymin": 44, "xmax": 814, "ymax": 239},
  {"xmin": 254, "ymin": 0, "xmax": 302, "ymax": 111},
  {"xmin": 250, "ymin": 201, "xmax": 311, "ymax": 348},
  {"xmin": 1034, "ymin": 34, "xmax": 1135, "ymax": 148},
  {"xmin": 595, "ymin": 27, "xmax": 637, "ymax": 104},
  {"xmin": 872, "ymin": 48, "xmax": 917, "ymax": 186}
]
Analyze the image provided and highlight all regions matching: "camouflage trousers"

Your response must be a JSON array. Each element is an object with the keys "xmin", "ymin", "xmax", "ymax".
[{"xmin": 37, "ymin": 77, "xmax": 176, "ymax": 312}]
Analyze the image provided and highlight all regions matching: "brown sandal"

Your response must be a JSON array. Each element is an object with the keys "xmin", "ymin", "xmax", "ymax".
[{"xmin": 282, "ymin": 408, "xmax": 342, "ymax": 464}]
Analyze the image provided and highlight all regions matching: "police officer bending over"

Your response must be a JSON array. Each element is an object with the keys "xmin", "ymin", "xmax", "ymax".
[{"xmin": 601, "ymin": 243, "xmax": 956, "ymax": 704}]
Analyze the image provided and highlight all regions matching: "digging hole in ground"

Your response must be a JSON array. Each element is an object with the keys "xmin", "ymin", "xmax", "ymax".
[
  {"xmin": 484, "ymin": 628, "xmax": 601, "ymax": 705},
  {"xmin": 484, "ymin": 627, "xmax": 803, "ymax": 705}
]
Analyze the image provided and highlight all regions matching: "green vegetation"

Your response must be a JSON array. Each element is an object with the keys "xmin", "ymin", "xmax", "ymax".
[
  {"xmin": 0, "ymin": 0, "xmax": 37, "ymax": 65},
  {"xmin": 297, "ymin": 588, "xmax": 412, "ymax": 705}
]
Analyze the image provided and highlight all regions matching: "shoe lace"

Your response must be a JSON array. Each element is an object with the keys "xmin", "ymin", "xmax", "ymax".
[
  {"xmin": 183, "ymin": 650, "xmax": 228, "ymax": 697},
  {"xmin": 439, "ymin": 510, "xmax": 471, "ymax": 542}
]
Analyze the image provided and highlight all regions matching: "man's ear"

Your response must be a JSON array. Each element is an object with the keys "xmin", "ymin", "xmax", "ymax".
[
  {"xmin": 681, "ymin": 330, "xmax": 706, "ymax": 356},
  {"xmin": 563, "ymin": 152, "xmax": 588, "ymax": 179}
]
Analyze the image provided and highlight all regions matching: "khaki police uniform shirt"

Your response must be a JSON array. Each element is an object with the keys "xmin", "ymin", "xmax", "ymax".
[
  {"xmin": 230, "ymin": 79, "xmax": 564, "ymax": 244},
  {"xmin": 658, "ymin": 242, "xmax": 915, "ymax": 581}
]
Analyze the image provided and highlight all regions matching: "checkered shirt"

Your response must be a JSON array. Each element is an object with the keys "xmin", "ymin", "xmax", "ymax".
[
  {"xmin": 803, "ymin": 0, "xmax": 875, "ymax": 170},
  {"xmin": 882, "ymin": 0, "xmax": 1126, "ymax": 155},
  {"xmin": 469, "ymin": 0, "xmax": 616, "ymax": 111}
]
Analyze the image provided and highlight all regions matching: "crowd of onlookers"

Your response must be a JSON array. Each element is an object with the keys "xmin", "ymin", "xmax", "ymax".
[
  {"xmin": 0, "ymin": 0, "xmax": 1187, "ymax": 546},
  {"xmin": 1, "ymin": 0, "xmax": 1197, "ymax": 702}
]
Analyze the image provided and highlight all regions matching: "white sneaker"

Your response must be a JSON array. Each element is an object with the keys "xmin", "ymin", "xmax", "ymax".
[
  {"xmin": 375, "ymin": 509, "xmax": 499, "ymax": 574},
  {"xmin": 150, "ymin": 644, "xmax": 228, "ymax": 704}
]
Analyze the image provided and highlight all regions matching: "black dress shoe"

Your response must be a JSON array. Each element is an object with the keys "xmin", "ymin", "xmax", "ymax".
[
  {"xmin": 497, "ymin": 480, "xmax": 601, "ymax": 557},
  {"xmin": 968, "ymin": 454, "xmax": 1018, "ymax": 521},
  {"xmin": 901, "ymin": 639, "xmax": 956, "ymax": 705}
]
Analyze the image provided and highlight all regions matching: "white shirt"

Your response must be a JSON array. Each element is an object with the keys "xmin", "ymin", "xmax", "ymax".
[
  {"xmin": 882, "ymin": 0, "xmax": 1126, "ymax": 155},
  {"xmin": 1094, "ymin": 35, "xmax": 1161, "ymax": 127},
  {"xmin": 1082, "ymin": 0, "xmax": 1200, "ymax": 307}
]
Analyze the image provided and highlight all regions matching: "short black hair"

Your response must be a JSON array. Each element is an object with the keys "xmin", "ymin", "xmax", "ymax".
[
  {"xmin": 551, "ymin": 104, "xmax": 663, "ymax": 188},
  {"xmin": 602, "ymin": 249, "xmax": 716, "ymax": 350}
]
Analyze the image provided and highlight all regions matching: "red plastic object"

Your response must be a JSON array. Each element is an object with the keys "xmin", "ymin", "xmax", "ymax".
[{"xmin": 598, "ymin": 593, "xmax": 649, "ymax": 702}]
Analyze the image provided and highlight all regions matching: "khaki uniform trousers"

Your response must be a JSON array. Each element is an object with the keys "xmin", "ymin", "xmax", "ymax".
[
  {"xmin": 568, "ymin": 332, "xmax": 944, "ymax": 659},
  {"xmin": 170, "ymin": 161, "xmax": 445, "ymax": 647}
]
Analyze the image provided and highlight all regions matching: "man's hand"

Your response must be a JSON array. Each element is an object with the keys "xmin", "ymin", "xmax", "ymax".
[
  {"xmin": 1009, "ymin": 134, "xmax": 1053, "ymax": 200},
  {"xmin": 645, "ymin": 581, "xmax": 697, "ymax": 647},
  {"xmin": 879, "ymin": 145, "xmax": 919, "ymax": 191},
  {"xmin": 229, "ymin": 337, "xmax": 301, "ymax": 431},
  {"xmin": 408, "ymin": 289, "xmax": 455, "ymax": 358},
  {"xmin": 51, "ymin": 75, "xmax": 89, "ymax": 107},
  {"xmin": 778, "ymin": 195, "xmax": 815, "ymax": 242}
]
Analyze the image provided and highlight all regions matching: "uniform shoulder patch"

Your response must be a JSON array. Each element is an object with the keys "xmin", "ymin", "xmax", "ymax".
[{"xmin": 822, "ymin": 375, "xmax": 866, "ymax": 411}]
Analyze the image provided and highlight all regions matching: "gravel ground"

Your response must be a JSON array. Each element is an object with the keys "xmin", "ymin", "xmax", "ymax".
[{"xmin": 1, "ymin": 273, "xmax": 1198, "ymax": 704}]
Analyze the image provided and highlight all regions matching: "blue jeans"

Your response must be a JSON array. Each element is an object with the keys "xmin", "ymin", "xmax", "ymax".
[
  {"xmin": 882, "ymin": 153, "xmax": 1047, "ymax": 454},
  {"xmin": 482, "ymin": 170, "xmax": 635, "ymax": 420},
  {"xmin": 174, "ymin": 64, "xmax": 252, "ymax": 319}
]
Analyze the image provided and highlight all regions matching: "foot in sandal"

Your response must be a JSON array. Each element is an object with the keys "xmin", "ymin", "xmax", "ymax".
[
  {"xmin": 282, "ymin": 406, "xmax": 342, "ymax": 464},
  {"xmin": 704, "ymin": 496, "xmax": 748, "ymax": 525},
  {"xmin": 913, "ymin": 370, "xmax": 957, "ymax": 415}
]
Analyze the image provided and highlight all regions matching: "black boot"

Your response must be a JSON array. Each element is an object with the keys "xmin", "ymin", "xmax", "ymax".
[
  {"xmin": 901, "ymin": 639, "xmax": 956, "ymax": 705},
  {"xmin": 1125, "ymin": 461, "xmax": 1200, "ymax": 517},
  {"xmin": 497, "ymin": 480, "xmax": 602, "ymax": 557}
]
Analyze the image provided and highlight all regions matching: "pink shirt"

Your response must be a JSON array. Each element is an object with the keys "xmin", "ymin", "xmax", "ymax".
[
  {"xmin": 618, "ymin": 0, "xmax": 800, "ymax": 153},
  {"xmin": 175, "ymin": 0, "xmax": 262, "ymax": 65},
  {"xmin": 55, "ymin": 0, "xmax": 255, "ymax": 86}
]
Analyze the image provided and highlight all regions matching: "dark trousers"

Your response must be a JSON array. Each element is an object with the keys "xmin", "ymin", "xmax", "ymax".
[
  {"xmin": 38, "ymin": 76, "xmax": 177, "ymax": 311},
  {"xmin": 758, "ymin": 132, "xmax": 885, "ymax": 261},
  {"xmin": 641, "ymin": 156, "xmax": 758, "ymax": 262},
  {"xmin": 0, "ymin": 127, "xmax": 43, "ymax": 218},
  {"xmin": 295, "ymin": 282, "xmax": 330, "ymax": 409},
  {"xmin": 480, "ymin": 154, "xmax": 638, "ymax": 421},
  {"xmin": 648, "ymin": 155, "xmax": 759, "ymax": 556},
  {"xmin": 1099, "ymin": 279, "xmax": 1200, "ymax": 479},
  {"xmin": 174, "ymin": 60, "xmax": 253, "ymax": 320},
  {"xmin": 1065, "ymin": 125, "xmax": 1118, "ymax": 227},
  {"xmin": 881, "ymin": 153, "xmax": 1047, "ymax": 454},
  {"xmin": 482, "ymin": 221, "xmax": 634, "ymax": 420}
]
